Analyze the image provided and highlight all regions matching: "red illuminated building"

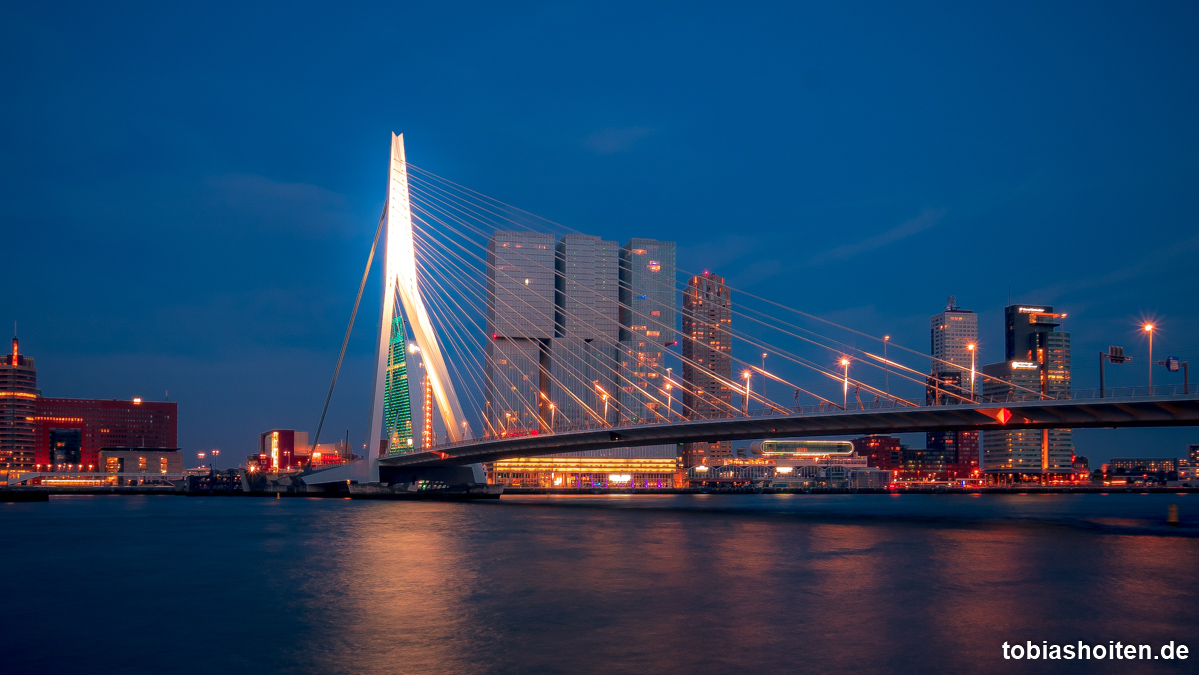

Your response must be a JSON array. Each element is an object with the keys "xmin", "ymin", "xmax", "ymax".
[
  {"xmin": 852, "ymin": 435, "xmax": 900, "ymax": 471},
  {"xmin": 33, "ymin": 398, "xmax": 177, "ymax": 470}
]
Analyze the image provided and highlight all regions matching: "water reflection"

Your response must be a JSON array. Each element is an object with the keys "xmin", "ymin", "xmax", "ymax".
[{"xmin": 2, "ymin": 495, "xmax": 1197, "ymax": 674}]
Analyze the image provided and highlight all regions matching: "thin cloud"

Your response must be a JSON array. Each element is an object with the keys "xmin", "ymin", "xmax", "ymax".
[
  {"xmin": 582, "ymin": 126, "xmax": 654, "ymax": 154},
  {"xmin": 1025, "ymin": 232, "xmax": 1199, "ymax": 302},
  {"xmin": 206, "ymin": 174, "xmax": 354, "ymax": 236},
  {"xmin": 806, "ymin": 207, "xmax": 947, "ymax": 265}
]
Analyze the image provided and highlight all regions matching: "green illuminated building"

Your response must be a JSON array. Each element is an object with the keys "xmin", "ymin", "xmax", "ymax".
[{"xmin": 383, "ymin": 313, "xmax": 414, "ymax": 455}]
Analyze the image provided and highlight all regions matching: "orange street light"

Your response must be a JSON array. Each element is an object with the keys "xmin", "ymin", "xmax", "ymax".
[
  {"xmin": 967, "ymin": 343, "xmax": 976, "ymax": 399},
  {"xmin": 840, "ymin": 358, "xmax": 850, "ymax": 409},
  {"xmin": 1144, "ymin": 324, "xmax": 1155, "ymax": 389}
]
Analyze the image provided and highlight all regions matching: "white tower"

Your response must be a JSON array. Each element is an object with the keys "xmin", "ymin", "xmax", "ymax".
[{"xmin": 364, "ymin": 133, "xmax": 465, "ymax": 481}]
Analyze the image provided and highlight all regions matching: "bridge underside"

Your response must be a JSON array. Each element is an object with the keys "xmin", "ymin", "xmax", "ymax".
[{"xmin": 380, "ymin": 396, "xmax": 1199, "ymax": 468}]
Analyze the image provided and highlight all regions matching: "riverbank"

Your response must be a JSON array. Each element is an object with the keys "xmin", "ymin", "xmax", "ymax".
[{"xmin": 7, "ymin": 484, "xmax": 1199, "ymax": 498}]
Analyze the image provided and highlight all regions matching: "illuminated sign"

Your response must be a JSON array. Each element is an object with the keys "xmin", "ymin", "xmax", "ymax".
[
  {"xmin": 1011, "ymin": 361, "xmax": 1039, "ymax": 369},
  {"xmin": 1017, "ymin": 307, "xmax": 1047, "ymax": 313}
]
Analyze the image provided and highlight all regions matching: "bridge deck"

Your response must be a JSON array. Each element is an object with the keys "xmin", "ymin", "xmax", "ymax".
[{"xmin": 380, "ymin": 395, "xmax": 1199, "ymax": 468}]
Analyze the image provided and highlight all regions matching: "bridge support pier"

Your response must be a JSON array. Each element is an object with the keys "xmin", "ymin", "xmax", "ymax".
[{"xmin": 377, "ymin": 463, "xmax": 496, "ymax": 495}]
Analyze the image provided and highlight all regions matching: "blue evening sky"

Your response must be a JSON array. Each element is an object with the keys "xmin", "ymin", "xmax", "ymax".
[{"xmin": 2, "ymin": 2, "xmax": 1197, "ymax": 465}]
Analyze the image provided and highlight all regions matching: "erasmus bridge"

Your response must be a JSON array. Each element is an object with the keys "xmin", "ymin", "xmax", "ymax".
[{"xmin": 305, "ymin": 134, "xmax": 1199, "ymax": 489}]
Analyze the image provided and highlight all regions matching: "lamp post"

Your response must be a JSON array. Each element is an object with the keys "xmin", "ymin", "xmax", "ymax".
[
  {"xmin": 665, "ymin": 367, "xmax": 673, "ymax": 421},
  {"xmin": 840, "ymin": 358, "xmax": 850, "ymax": 409},
  {"xmin": 595, "ymin": 383, "xmax": 610, "ymax": 426},
  {"xmin": 883, "ymin": 336, "xmax": 890, "ymax": 400},
  {"xmin": 967, "ymin": 343, "xmax": 976, "ymax": 401},
  {"xmin": 1144, "ymin": 324, "xmax": 1155, "ymax": 390},
  {"xmin": 742, "ymin": 370, "xmax": 752, "ymax": 416}
]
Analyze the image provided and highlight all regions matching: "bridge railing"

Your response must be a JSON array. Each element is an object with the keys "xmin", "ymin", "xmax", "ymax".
[{"xmin": 409, "ymin": 385, "xmax": 1194, "ymax": 453}]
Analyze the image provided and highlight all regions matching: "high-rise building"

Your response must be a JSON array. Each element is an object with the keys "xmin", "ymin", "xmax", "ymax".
[
  {"xmin": 681, "ymin": 272, "xmax": 733, "ymax": 467},
  {"xmin": 926, "ymin": 297, "xmax": 980, "ymax": 479},
  {"xmin": 485, "ymin": 231, "xmax": 555, "ymax": 435},
  {"xmin": 553, "ymin": 234, "xmax": 619, "ymax": 427},
  {"xmin": 484, "ymin": 231, "xmax": 678, "ymax": 479},
  {"xmin": 618, "ymin": 239, "xmax": 677, "ymax": 424},
  {"xmin": 982, "ymin": 304, "xmax": 1073, "ymax": 476},
  {"xmin": 1, "ymin": 336, "xmax": 39, "ymax": 471}
]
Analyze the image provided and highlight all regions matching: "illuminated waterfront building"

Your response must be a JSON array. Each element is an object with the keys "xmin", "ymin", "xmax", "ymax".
[
  {"xmin": 926, "ymin": 297, "xmax": 980, "ymax": 479},
  {"xmin": 982, "ymin": 304, "xmax": 1073, "ymax": 476},
  {"xmin": 100, "ymin": 447, "xmax": 183, "ymax": 479},
  {"xmin": 488, "ymin": 446, "xmax": 680, "ymax": 489},
  {"xmin": 254, "ymin": 430, "xmax": 308, "ymax": 473},
  {"xmin": 618, "ymin": 238, "xmax": 676, "ymax": 424},
  {"xmin": 34, "ymin": 397, "xmax": 177, "ymax": 472},
  {"xmin": 0, "ymin": 336, "xmax": 39, "ymax": 471},
  {"xmin": 681, "ymin": 272, "xmax": 732, "ymax": 467},
  {"xmin": 851, "ymin": 435, "xmax": 901, "ymax": 470},
  {"xmin": 7, "ymin": 336, "xmax": 178, "ymax": 475},
  {"xmin": 686, "ymin": 440, "xmax": 889, "ymax": 488},
  {"xmin": 1108, "ymin": 457, "xmax": 1178, "ymax": 481}
]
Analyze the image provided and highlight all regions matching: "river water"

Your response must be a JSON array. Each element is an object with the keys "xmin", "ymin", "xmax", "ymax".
[{"xmin": 3, "ymin": 493, "xmax": 1197, "ymax": 674}]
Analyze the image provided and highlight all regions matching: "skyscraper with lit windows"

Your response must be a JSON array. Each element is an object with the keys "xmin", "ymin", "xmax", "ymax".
[
  {"xmin": 485, "ymin": 231, "xmax": 555, "ymax": 435},
  {"xmin": 681, "ymin": 272, "xmax": 732, "ymax": 467},
  {"xmin": 618, "ymin": 238, "xmax": 676, "ymax": 425},
  {"xmin": 0, "ymin": 336, "xmax": 39, "ymax": 471},
  {"xmin": 927, "ymin": 296, "xmax": 979, "ymax": 478},
  {"xmin": 982, "ymin": 304, "xmax": 1073, "ymax": 477}
]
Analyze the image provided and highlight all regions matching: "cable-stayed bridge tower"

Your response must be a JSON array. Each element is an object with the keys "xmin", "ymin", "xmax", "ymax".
[{"xmin": 363, "ymin": 133, "xmax": 467, "ymax": 482}]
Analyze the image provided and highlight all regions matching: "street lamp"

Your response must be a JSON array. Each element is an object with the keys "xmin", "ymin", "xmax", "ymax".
[
  {"xmin": 595, "ymin": 383, "xmax": 610, "ymax": 426},
  {"xmin": 883, "ymin": 336, "xmax": 890, "ymax": 400},
  {"xmin": 1144, "ymin": 324, "xmax": 1155, "ymax": 389},
  {"xmin": 742, "ymin": 370, "xmax": 752, "ymax": 416},
  {"xmin": 967, "ymin": 343, "xmax": 976, "ymax": 400},
  {"xmin": 840, "ymin": 357, "xmax": 850, "ymax": 409}
]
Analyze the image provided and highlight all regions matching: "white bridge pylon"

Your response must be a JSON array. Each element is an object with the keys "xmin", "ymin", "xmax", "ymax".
[{"xmin": 365, "ymin": 133, "xmax": 465, "ymax": 481}]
